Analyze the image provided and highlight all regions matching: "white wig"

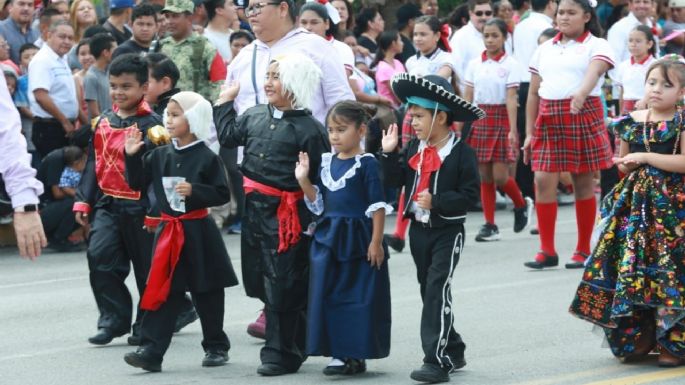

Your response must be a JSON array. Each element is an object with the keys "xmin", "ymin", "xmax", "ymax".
[
  {"xmin": 272, "ymin": 53, "xmax": 322, "ymax": 111},
  {"xmin": 164, "ymin": 91, "xmax": 216, "ymax": 151}
]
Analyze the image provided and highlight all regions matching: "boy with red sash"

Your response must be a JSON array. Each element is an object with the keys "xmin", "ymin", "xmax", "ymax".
[
  {"xmin": 123, "ymin": 91, "xmax": 238, "ymax": 372},
  {"xmin": 213, "ymin": 54, "xmax": 328, "ymax": 376},
  {"xmin": 73, "ymin": 54, "xmax": 196, "ymax": 347}
]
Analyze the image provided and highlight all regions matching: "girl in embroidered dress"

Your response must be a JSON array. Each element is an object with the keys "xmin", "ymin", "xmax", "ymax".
[
  {"xmin": 464, "ymin": 18, "xmax": 533, "ymax": 242},
  {"xmin": 295, "ymin": 100, "xmax": 392, "ymax": 376},
  {"xmin": 569, "ymin": 55, "xmax": 685, "ymax": 367}
]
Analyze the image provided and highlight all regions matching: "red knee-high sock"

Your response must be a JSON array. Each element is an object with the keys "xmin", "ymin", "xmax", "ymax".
[
  {"xmin": 393, "ymin": 190, "xmax": 410, "ymax": 240},
  {"xmin": 481, "ymin": 182, "xmax": 496, "ymax": 225},
  {"xmin": 500, "ymin": 177, "xmax": 526, "ymax": 208},
  {"xmin": 575, "ymin": 197, "xmax": 597, "ymax": 257},
  {"xmin": 536, "ymin": 201, "xmax": 558, "ymax": 259}
]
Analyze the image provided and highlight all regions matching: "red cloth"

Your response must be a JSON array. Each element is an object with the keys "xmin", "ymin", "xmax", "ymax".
[
  {"xmin": 408, "ymin": 146, "xmax": 442, "ymax": 200},
  {"xmin": 393, "ymin": 189, "xmax": 410, "ymax": 239},
  {"xmin": 575, "ymin": 197, "xmax": 597, "ymax": 256},
  {"xmin": 535, "ymin": 201, "xmax": 558, "ymax": 260},
  {"xmin": 243, "ymin": 177, "xmax": 304, "ymax": 253},
  {"xmin": 209, "ymin": 53, "xmax": 227, "ymax": 82},
  {"xmin": 141, "ymin": 209, "xmax": 209, "ymax": 311},
  {"xmin": 481, "ymin": 182, "xmax": 496, "ymax": 225}
]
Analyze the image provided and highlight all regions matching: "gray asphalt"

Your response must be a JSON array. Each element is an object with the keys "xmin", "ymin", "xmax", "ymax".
[{"xmin": 1, "ymin": 205, "xmax": 684, "ymax": 385}]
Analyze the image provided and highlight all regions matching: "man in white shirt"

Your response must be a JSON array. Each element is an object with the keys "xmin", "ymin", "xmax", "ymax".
[
  {"xmin": 607, "ymin": 0, "xmax": 657, "ymax": 63},
  {"xmin": 204, "ymin": 0, "xmax": 240, "ymax": 62},
  {"xmin": 512, "ymin": 0, "xmax": 556, "ymax": 200},
  {"xmin": 28, "ymin": 20, "xmax": 79, "ymax": 158}
]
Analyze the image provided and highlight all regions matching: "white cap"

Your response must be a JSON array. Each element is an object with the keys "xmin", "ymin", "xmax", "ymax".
[{"xmin": 671, "ymin": 0, "xmax": 685, "ymax": 8}]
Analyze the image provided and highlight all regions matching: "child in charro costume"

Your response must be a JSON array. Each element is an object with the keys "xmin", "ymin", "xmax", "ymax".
[
  {"xmin": 213, "ymin": 53, "xmax": 329, "ymax": 375},
  {"xmin": 73, "ymin": 54, "xmax": 195, "ymax": 347},
  {"xmin": 569, "ymin": 55, "xmax": 685, "ymax": 367}
]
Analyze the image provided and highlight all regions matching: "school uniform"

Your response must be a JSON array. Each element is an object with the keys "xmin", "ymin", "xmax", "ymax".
[
  {"xmin": 528, "ymin": 31, "xmax": 615, "ymax": 174},
  {"xmin": 611, "ymin": 55, "xmax": 654, "ymax": 114},
  {"xmin": 405, "ymin": 48, "xmax": 458, "ymax": 82},
  {"xmin": 464, "ymin": 51, "xmax": 522, "ymax": 164}
]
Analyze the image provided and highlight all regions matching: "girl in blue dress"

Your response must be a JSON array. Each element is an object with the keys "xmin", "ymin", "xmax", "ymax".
[{"xmin": 295, "ymin": 100, "xmax": 393, "ymax": 376}]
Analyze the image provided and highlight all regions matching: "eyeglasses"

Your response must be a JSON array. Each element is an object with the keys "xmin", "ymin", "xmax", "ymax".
[
  {"xmin": 474, "ymin": 10, "xmax": 493, "ymax": 16},
  {"xmin": 245, "ymin": 2, "xmax": 282, "ymax": 17}
]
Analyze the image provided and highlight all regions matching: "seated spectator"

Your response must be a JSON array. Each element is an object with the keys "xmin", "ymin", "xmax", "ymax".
[{"xmin": 38, "ymin": 146, "xmax": 86, "ymax": 252}]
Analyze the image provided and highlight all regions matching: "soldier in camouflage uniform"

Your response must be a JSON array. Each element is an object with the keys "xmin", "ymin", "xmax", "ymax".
[{"xmin": 159, "ymin": 0, "xmax": 226, "ymax": 101}]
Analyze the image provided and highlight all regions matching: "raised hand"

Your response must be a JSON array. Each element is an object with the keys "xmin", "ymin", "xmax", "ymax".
[
  {"xmin": 125, "ymin": 128, "xmax": 144, "ymax": 155},
  {"xmin": 382, "ymin": 123, "xmax": 399, "ymax": 153},
  {"xmin": 295, "ymin": 151, "xmax": 310, "ymax": 182},
  {"xmin": 216, "ymin": 81, "xmax": 241, "ymax": 105}
]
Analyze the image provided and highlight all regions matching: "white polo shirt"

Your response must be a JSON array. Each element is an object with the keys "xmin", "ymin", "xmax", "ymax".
[
  {"xmin": 405, "ymin": 48, "xmax": 457, "ymax": 79},
  {"xmin": 529, "ymin": 31, "xmax": 615, "ymax": 100},
  {"xmin": 331, "ymin": 38, "xmax": 355, "ymax": 73},
  {"xmin": 610, "ymin": 55, "xmax": 654, "ymax": 101},
  {"xmin": 449, "ymin": 21, "xmax": 513, "ymax": 91},
  {"xmin": 607, "ymin": 12, "xmax": 659, "ymax": 64},
  {"xmin": 28, "ymin": 44, "xmax": 79, "ymax": 120},
  {"xmin": 512, "ymin": 12, "xmax": 553, "ymax": 83},
  {"xmin": 464, "ymin": 51, "xmax": 522, "ymax": 104}
]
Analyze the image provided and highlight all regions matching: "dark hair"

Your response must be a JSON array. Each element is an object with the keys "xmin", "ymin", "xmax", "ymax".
[
  {"xmin": 468, "ymin": 0, "xmax": 492, "ymax": 11},
  {"xmin": 511, "ymin": 0, "xmax": 528, "ymax": 10},
  {"xmin": 606, "ymin": 4, "xmax": 628, "ymax": 31},
  {"xmin": 89, "ymin": 33, "xmax": 116, "ymax": 59},
  {"xmin": 40, "ymin": 6, "xmax": 62, "ymax": 27},
  {"xmin": 281, "ymin": 0, "xmax": 297, "ymax": 24},
  {"xmin": 63, "ymin": 146, "xmax": 86, "ymax": 166},
  {"xmin": 76, "ymin": 38, "xmax": 90, "ymax": 55},
  {"xmin": 562, "ymin": 0, "xmax": 602, "ymax": 37},
  {"xmin": 230, "ymin": 29, "xmax": 254, "ymax": 43},
  {"xmin": 299, "ymin": 2, "xmax": 338, "ymax": 38},
  {"xmin": 448, "ymin": 4, "xmax": 470, "ymax": 30},
  {"xmin": 530, "ymin": 0, "xmax": 551, "ymax": 12},
  {"xmin": 646, "ymin": 55, "xmax": 685, "ymax": 88},
  {"xmin": 484, "ymin": 17, "xmax": 508, "ymax": 40},
  {"xmin": 110, "ymin": 7, "xmax": 129, "ymax": 17},
  {"xmin": 414, "ymin": 16, "xmax": 449, "ymax": 52},
  {"xmin": 131, "ymin": 3, "xmax": 158, "ymax": 23},
  {"xmin": 326, "ymin": 100, "xmax": 372, "ymax": 130},
  {"xmin": 19, "ymin": 43, "xmax": 38, "ymax": 56},
  {"xmin": 110, "ymin": 53, "xmax": 149, "ymax": 85},
  {"xmin": 147, "ymin": 52, "xmax": 180, "ymax": 88},
  {"xmin": 539, "ymin": 27, "xmax": 558, "ymax": 41},
  {"xmin": 354, "ymin": 7, "xmax": 378, "ymax": 36},
  {"xmin": 632, "ymin": 24, "xmax": 657, "ymax": 57},
  {"xmin": 332, "ymin": 0, "xmax": 354, "ymax": 31},
  {"xmin": 83, "ymin": 25, "xmax": 109, "ymax": 39},
  {"xmin": 205, "ymin": 0, "xmax": 226, "ymax": 21},
  {"xmin": 370, "ymin": 30, "xmax": 400, "ymax": 69}
]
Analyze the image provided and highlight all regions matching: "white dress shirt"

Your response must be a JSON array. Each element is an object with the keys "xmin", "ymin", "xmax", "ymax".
[
  {"xmin": 512, "ymin": 12, "xmax": 553, "ymax": 83},
  {"xmin": 28, "ymin": 44, "xmax": 79, "ymax": 120},
  {"xmin": 0, "ymin": 73, "xmax": 43, "ymax": 208},
  {"xmin": 465, "ymin": 51, "xmax": 522, "ymax": 104},
  {"xmin": 607, "ymin": 12, "xmax": 659, "ymax": 64},
  {"xmin": 225, "ymin": 28, "xmax": 354, "ymax": 124}
]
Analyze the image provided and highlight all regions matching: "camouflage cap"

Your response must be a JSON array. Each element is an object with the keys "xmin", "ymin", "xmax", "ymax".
[{"xmin": 163, "ymin": 0, "xmax": 195, "ymax": 14}]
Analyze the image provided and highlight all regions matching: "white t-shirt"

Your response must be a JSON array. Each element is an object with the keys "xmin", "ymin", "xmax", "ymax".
[
  {"xmin": 512, "ymin": 12, "xmax": 553, "ymax": 83},
  {"xmin": 204, "ymin": 27, "xmax": 233, "ymax": 63},
  {"xmin": 405, "ymin": 48, "xmax": 457, "ymax": 80},
  {"xmin": 28, "ymin": 44, "xmax": 78, "ymax": 120},
  {"xmin": 529, "ymin": 31, "xmax": 615, "ymax": 100},
  {"xmin": 610, "ymin": 55, "xmax": 654, "ymax": 101},
  {"xmin": 464, "ymin": 52, "xmax": 522, "ymax": 105},
  {"xmin": 607, "ymin": 12, "xmax": 659, "ymax": 64}
]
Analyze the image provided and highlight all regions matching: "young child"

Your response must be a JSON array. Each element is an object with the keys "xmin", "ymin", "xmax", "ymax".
[
  {"xmin": 145, "ymin": 52, "xmax": 181, "ymax": 116},
  {"xmin": 214, "ymin": 53, "xmax": 329, "ymax": 376},
  {"xmin": 73, "ymin": 53, "xmax": 195, "ymax": 347},
  {"xmin": 464, "ymin": 18, "xmax": 532, "ymax": 241},
  {"xmin": 611, "ymin": 25, "xmax": 656, "ymax": 115},
  {"xmin": 18, "ymin": 43, "xmax": 38, "ymax": 75},
  {"xmin": 381, "ymin": 73, "xmax": 482, "ymax": 384},
  {"xmin": 295, "ymin": 101, "xmax": 392, "ymax": 376},
  {"xmin": 58, "ymin": 147, "xmax": 87, "ymax": 196},
  {"xmin": 569, "ymin": 55, "xmax": 685, "ymax": 367},
  {"xmin": 123, "ymin": 91, "xmax": 238, "ymax": 372},
  {"xmin": 372, "ymin": 30, "xmax": 407, "ymax": 109},
  {"xmin": 84, "ymin": 32, "xmax": 117, "ymax": 119}
]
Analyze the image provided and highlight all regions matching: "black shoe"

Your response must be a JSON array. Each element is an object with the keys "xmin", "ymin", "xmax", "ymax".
[
  {"xmin": 524, "ymin": 252, "xmax": 559, "ymax": 269},
  {"xmin": 475, "ymin": 223, "xmax": 500, "ymax": 242},
  {"xmin": 530, "ymin": 227, "xmax": 539, "ymax": 235},
  {"xmin": 410, "ymin": 363, "xmax": 450, "ymax": 383},
  {"xmin": 88, "ymin": 328, "xmax": 125, "ymax": 345},
  {"xmin": 47, "ymin": 239, "xmax": 83, "ymax": 253},
  {"xmin": 384, "ymin": 234, "xmax": 405, "ymax": 252},
  {"xmin": 323, "ymin": 359, "xmax": 366, "ymax": 376},
  {"xmin": 174, "ymin": 308, "xmax": 199, "ymax": 333},
  {"xmin": 513, "ymin": 197, "xmax": 534, "ymax": 233},
  {"xmin": 127, "ymin": 334, "xmax": 141, "ymax": 346},
  {"xmin": 202, "ymin": 351, "xmax": 229, "ymax": 367},
  {"xmin": 257, "ymin": 363, "xmax": 293, "ymax": 376},
  {"xmin": 124, "ymin": 349, "xmax": 162, "ymax": 372},
  {"xmin": 565, "ymin": 251, "xmax": 589, "ymax": 269}
]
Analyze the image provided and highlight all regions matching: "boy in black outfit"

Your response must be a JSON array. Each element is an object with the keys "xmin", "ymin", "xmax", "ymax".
[{"xmin": 380, "ymin": 74, "xmax": 483, "ymax": 384}]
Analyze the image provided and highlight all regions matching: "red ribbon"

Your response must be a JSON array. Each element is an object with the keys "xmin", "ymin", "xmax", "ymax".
[
  {"xmin": 140, "ymin": 209, "xmax": 209, "ymax": 311},
  {"xmin": 408, "ymin": 146, "xmax": 442, "ymax": 200},
  {"xmin": 439, "ymin": 24, "xmax": 452, "ymax": 53},
  {"xmin": 243, "ymin": 177, "xmax": 304, "ymax": 253}
]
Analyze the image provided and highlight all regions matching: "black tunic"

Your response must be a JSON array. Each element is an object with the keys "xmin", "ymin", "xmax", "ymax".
[{"xmin": 125, "ymin": 141, "xmax": 239, "ymax": 293}]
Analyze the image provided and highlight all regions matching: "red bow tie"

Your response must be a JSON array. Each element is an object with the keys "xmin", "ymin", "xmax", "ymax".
[{"xmin": 408, "ymin": 146, "xmax": 442, "ymax": 200}]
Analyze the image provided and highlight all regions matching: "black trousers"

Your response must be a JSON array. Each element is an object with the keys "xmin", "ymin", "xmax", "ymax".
[
  {"xmin": 140, "ymin": 289, "xmax": 229, "ymax": 361},
  {"xmin": 516, "ymin": 83, "xmax": 535, "ymax": 200},
  {"xmin": 408, "ymin": 222, "xmax": 466, "ymax": 369},
  {"xmin": 40, "ymin": 198, "xmax": 77, "ymax": 243},
  {"xmin": 32, "ymin": 118, "xmax": 70, "ymax": 159}
]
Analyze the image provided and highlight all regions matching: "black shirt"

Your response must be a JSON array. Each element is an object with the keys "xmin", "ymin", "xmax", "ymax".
[
  {"xmin": 103, "ymin": 20, "xmax": 133, "ymax": 45},
  {"xmin": 396, "ymin": 33, "xmax": 416, "ymax": 64},
  {"xmin": 112, "ymin": 39, "xmax": 149, "ymax": 60},
  {"xmin": 357, "ymin": 35, "xmax": 378, "ymax": 55},
  {"xmin": 37, "ymin": 148, "xmax": 65, "ymax": 202}
]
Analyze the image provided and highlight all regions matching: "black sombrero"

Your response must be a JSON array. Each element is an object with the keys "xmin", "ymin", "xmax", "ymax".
[{"xmin": 391, "ymin": 73, "xmax": 485, "ymax": 122}]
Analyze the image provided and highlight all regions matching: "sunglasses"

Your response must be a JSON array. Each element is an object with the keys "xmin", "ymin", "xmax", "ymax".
[
  {"xmin": 245, "ymin": 1, "xmax": 282, "ymax": 17},
  {"xmin": 474, "ymin": 10, "xmax": 493, "ymax": 16}
]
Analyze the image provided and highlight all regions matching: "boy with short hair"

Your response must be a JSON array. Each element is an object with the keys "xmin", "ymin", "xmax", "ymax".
[
  {"xmin": 84, "ymin": 33, "xmax": 117, "ymax": 119},
  {"xmin": 74, "ymin": 53, "xmax": 195, "ymax": 347},
  {"xmin": 145, "ymin": 52, "xmax": 180, "ymax": 116}
]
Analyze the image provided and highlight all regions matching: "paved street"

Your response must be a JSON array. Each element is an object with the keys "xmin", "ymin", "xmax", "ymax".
[{"xmin": 1, "ymin": 205, "xmax": 684, "ymax": 385}]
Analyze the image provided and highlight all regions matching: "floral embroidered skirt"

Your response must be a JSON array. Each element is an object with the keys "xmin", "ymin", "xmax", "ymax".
[{"xmin": 569, "ymin": 165, "xmax": 685, "ymax": 358}]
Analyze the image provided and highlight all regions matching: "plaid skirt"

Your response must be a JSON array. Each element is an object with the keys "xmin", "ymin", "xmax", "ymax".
[
  {"xmin": 532, "ymin": 97, "xmax": 613, "ymax": 173},
  {"xmin": 467, "ymin": 104, "xmax": 515, "ymax": 163}
]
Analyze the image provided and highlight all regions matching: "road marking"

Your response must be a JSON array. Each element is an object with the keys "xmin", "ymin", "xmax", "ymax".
[
  {"xmin": 509, "ymin": 365, "xmax": 627, "ymax": 385},
  {"xmin": 582, "ymin": 367, "xmax": 685, "ymax": 385}
]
